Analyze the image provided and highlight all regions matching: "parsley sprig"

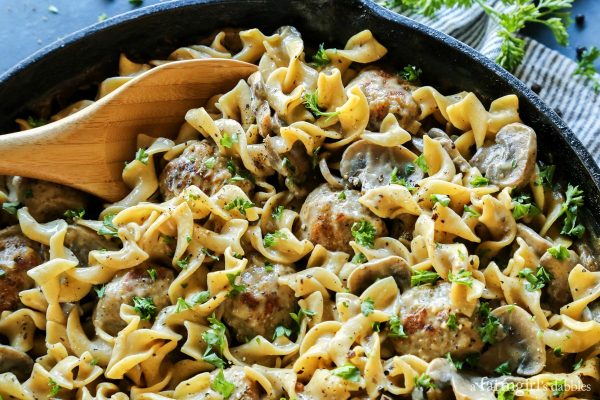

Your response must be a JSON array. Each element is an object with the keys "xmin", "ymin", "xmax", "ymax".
[
  {"xmin": 559, "ymin": 184, "xmax": 585, "ymax": 238},
  {"xmin": 574, "ymin": 46, "xmax": 600, "ymax": 93},
  {"xmin": 303, "ymin": 90, "xmax": 340, "ymax": 119}
]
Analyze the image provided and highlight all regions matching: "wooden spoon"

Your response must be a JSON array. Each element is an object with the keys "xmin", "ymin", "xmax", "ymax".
[{"xmin": 0, "ymin": 59, "xmax": 257, "ymax": 202}]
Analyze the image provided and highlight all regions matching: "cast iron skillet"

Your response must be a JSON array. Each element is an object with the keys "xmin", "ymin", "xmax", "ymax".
[{"xmin": 0, "ymin": 0, "xmax": 599, "ymax": 243}]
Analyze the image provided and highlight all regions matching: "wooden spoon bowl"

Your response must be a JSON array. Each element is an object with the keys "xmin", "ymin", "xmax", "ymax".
[{"xmin": 0, "ymin": 58, "xmax": 257, "ymax": 202}]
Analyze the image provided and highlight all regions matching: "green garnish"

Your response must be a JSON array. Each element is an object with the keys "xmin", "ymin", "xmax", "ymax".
[
  {"xmin": 548, "ymin": 244, "xmax": 569, "ymax": 261},
  {"xmin": 351, "ymin": 252, "xmax": 367, "ymax": 264},
  {"xmin": 389, "ymin": 315, "xmax": 408, "ymax": 338},
  {"xmin": 560, "ymin": 184, "xmax": 585, "ymax": 238},
  {"xmin": 273, "ymin": 325, "xmax": 293, "ymax": 340},
  {"xmin": 175, "ymin": 297, "xmax": 192, "ymax": 312},
  {"xmin": 263, "ymin": 230, "xmax": 287, "ymax": 248},
  {"xmin": 553, "ymin": 347, "xmax": 563, "ymax": 357},
  {"xmin": 290, "ymin": 308, "xmax": 315, "ymax": 327},
  {"xmin": 573, "ymin": 358, "xmax": 584, "ymax": 370},
  {"xmin": 411, "ymin": 269, "xmax": 440, "ymax": 286},
  {"xmin": 574, "ymin": 46, "xmax": 600, "ymax": 93},
  {"xmin": 2, "ymin": 201, "xmax": 21, "ymax": 215},
  {"xmin": 518, "ymin": 266, "xmax": 552, "ymax": 291},
  {"xmin": 496, "ymin": 383, "xmax": 516, "ymax": 400},
  {"xmin": 226, "ymin": 272, "xmax": 246, "ymax": 297},
  {"xmin": 220, "ymin": 133, "xmax": 238, "ymax": 149},
  {"xmin": 463, "ymin": 205, "xmax": 481, "ymax": 218},
  {"xmin": 64, "ymin": 208, "xmax": 85, "ymax": 222},
  {"xmin": 132, "ymin": 296, "xmax": 157, "ymax": 320},
  {"xmin": 535, "ymin": 164, "xmax": 556, "ymax": 187},
  {"xmin": 201, "ymin": 248, "xmax": 220, "ymax": 261},
  {"xmin": 361, "ymin": 298, "xmax": 375, "ymax": 316},
  {"xmin": 224, "ymin": 197, "xmax": 254, "ymax": 216},
  {"xmin": 192, "ymin": 291, "xmax": 210, "ymax": 305},
  {"xmin": 478, "ymin": 307, "xmax": 501, "ymax": 345},
  {"xmin": 414, "ymin": 154, "xmax": 429, "ymax": 173},
  {"xmin": 448, "ymin": 269, "xmax": 473, "ymax": 287},
  {"xmin": 414, "ymin": 374, "xmax": 436, "ymax": 390},
  {"xmin": 430, "ymin": 194, "xmax": 450, "ymax": 206},
  {"xmin": 351, "ymin": 220, "xmax": 376, "ymax": 248},
  {"xmin": 338, "ymin": 191, "xmax": 347, "ymax": 200},
  {"xmin": 549, "ymin": 379, "xmax": 565, "ymax": 397},
  {"xmin": 512, "ymin": 193, "xmax": 541, "ymax": 220},
  {"xmin": 98, "ymin": 213, "xmax": 118, "ymax": 237},
  {"xmin": 26, "ymin": 115, "xmax": 48, "ymax": 128},
  {"xmin": 303, "ymin": 90, "xmax": 340, "ymax": 119},
  {"xmin": 202, "ymin": 315, "xmax": 227, "ymax": 368},
  {"xmin": 494, "ymin": 361, "xmax": 512, "ymax": 376},
  {"xmin": 48, "ymin": 378, "xmax": 60, "ymax": 396},
  {"xmin": 331, "ymin": 363, "xmax": 361, "ymax": 382},
  {"xmin": 311, "ymin": 43, "xmax": 331, "ymax": 67},
  {"xmin": 272, "ymin": 205, "xmax": 284, "ymax": 220},
  {"xmin": 446, "ymin": 314, "xmax": 458, "ymax": 330},
  {"xmin": 211, "ymin": 369, "xmax": 235, "ymax": 398},
  {"xmin": 135, "ymin": 148, "xmax": 149, "ymax": 165},
  {"xmin": 470, "ymin": 176, "xmax": 490, "ymax": 187},
  {"xmin": 204, "ymin": 156, "xmax": 217, "ymax": 169},
  {"xmin": 177, "ymin": 254, "xmax": 191, "ymax": 269},
  {"xmin": 147, "ymin": 268, "xmax": 157, "ymax": 281},
  {"xmin": 400, "ymin": 64, "xmax": 422, "ymax": 82},
  {"xmin": 94, "ymin": 284, "xmax": 106, "ymax": 298}
]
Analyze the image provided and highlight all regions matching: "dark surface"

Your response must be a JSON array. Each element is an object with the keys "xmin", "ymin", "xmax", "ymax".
[
  {"xmin": 0, "ymin": 0, "xmax": 598, "ymax": 74},
  {"xmin": 0, "ymin": 0, "xmax": 598, "ymax": 243}
]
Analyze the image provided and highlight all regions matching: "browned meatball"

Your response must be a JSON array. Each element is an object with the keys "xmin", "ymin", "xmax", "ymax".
[
  {"xmin": 392, "ymin": 282, "xmax": 483, "ymax": 361},
  {"xmin": 297, "ymin": 184, "xmax": 387, "ymax": 253},
  {"xmin": 93, "ymin": 265, "xmax": 174, "ymax": 335},
  {"xmin": 64, "ymin": 225, "xmax": 118, "ymax": 268},
  {"xmin": 4, "ymin": 177, "xmax": 89, "ymax": 223},
  {"xmin": 222, "ymin": 256, "xmax": 296, "ymax": 343},
  {"xmin": 0, "ymin": 226, "xmax": 45, "ymax": 313},
  {"xmin": 159, "ymin": 140, "xmax": 254, "ymax": 200},
  {"xmin": 347, "ymin": 67, "xmax": 418, "ymax": 131},
  {"xmin": 210, "ymin": 366, "xmax": 261, "ymax": 400}
]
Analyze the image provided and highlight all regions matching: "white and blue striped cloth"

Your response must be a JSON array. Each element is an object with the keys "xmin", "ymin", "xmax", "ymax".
[{"xmin": 378, "ymin": 2, "xmax": 600, "ymax": 164}]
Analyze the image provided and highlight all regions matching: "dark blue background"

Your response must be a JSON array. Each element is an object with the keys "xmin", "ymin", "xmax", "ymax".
[{"xmin": 0, "ymin": 0, "xmax": 598, "ymax": 75}]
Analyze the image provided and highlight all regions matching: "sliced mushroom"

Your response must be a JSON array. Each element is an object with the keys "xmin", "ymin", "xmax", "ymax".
[
  {"xmin": 540, "ymin": 249, "xmax": 580, "ymax": 311},
  {"xmin": 248, "ymin": 71, "xmax": 279, "ymax": 138},
  {"xmin": 426, "ymin": 358, "xmax": 521, "ymax": 400},
  {"xmin": 516, "ymin": 223, "xmax": 552, "ymax": 256},
  {"xmin": 265, "ymin": 137, "xmax": 314, "ymax": 197},
  {"xmin": 347, "ymin": 256, "xmax": 411, "ymax": 294},
  {"xmin": 469, "ymin": 123, "xmax": 536, "ymax": 189},
  {"xmin": 479, "ymin": 305, "xmax": 546, "ymax": 376},
  {"xmin": 0, "ymin": 344, "xmax": 34, "ymax": 381},
  {"xmin": 574, "ymin": 242, "xmax": 599, "ymax": 272},
  {"xmin": 339, "ymin": 140, "xmax": 423, "ymax": 192}
]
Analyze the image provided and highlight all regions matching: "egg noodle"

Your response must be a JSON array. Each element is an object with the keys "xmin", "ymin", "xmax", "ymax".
[{"xmin": 0, "ymin": 26, "xmax": 599, "ymax": 399}]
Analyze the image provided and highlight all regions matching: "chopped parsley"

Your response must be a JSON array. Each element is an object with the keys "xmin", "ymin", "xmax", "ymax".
[
  {"xmin": 574, "ymin": 46, "xmax": 600, "ymax": 93},
  {"xmin": 535, "ymin": 164, "xmax": 556, "ymax": 187},
  {"xmin": 226, "ymin": 272, "xmax": 246, "ymax": 297},
  {"xmin": 414, "ymin": 374, "xmax": 436, "ymax": 390},
  {"xmin": 220, "ymin": 132, "xmax": 238, "ymax": 149},
  {"xmin": 160, "ymin": 234, "xmax": 175, "ymax": 245},
  {"xmin": 211, "ymin": 369, "xmax": 235, "ymax": 398},
  {"xmin": 26, "ymin": 115, "xmax": 48, "ymax": 128},
  {"xmin": 494, "ymin": 361, "xmax": 512, "ymax": 376},
  {"xmin": 272, "ymin": 205, "xmax": 284, "ymax": 220},
  {"xmin": 573, "ymin": 358, "xmax": 584, "ymax": 371},
  {"xmin": 512, "ymin": 193, "xmax": 541, "ymax": 220},
  {"xmin": 414, "ymin": 154, "xmax": 429, "ymax": 173},
  {"xmin": 470, "ymin": 176, "xmax": 490, "ymax": 187},
  {"xmin": 351, "ymin": 220, "xmax": 376, "ymax": 248},
  {"xmin": 98, "ymin": 213, "xmax": 118, "ymax": 237},
  {"xmin": 331, "ymin": 363, "xmax": 361, "ymax": 382},
  {"xmin": 264, "ymin": 262, "xmax": 274, "ymax": 272},
  {"xmin": 204, "ymin": 156, "xmax": 217, "ymax": 169},
  {"xmin": 192, "ymin": 291, "xmax": 211, "ymax": 305},
  {"xmin": 518, "ymin": 266, "xmax": 552, "ymax": 291},
  {"xmin": 446, "ymin": 314, "xmax": 458, "ymax": 330},
  {"xmin": 290, "ymin": 308, "xmax": 315, "ymax": 328},
  {"xmin": 311, "ymin": 43, "xmax": 331, "ymax": 67},
  {"xmin": 224, "ymin": 197, "xmax": 254, "ymax": 216},
  {"xmin": 553, "ymin": 347, "xmax": 563, "ymax": 357},
  {"xmin": 175, "ymin": 297, "xmax": 192, "ymax": 312},
  {"xmin": 549, "ymin": 379, "xmax": 565, "ymax": 397},
  {"xmin": 48, "ymin": 378, "xmax": 60, "ymax": 396},
  {"xmin": 132, "ymin": 296, "xmax": 157, "ymax": 320},
  {"xmin": 351, "ymin": 252, "xmax": 367, "ymax": 264},
  {"xmin": 400, "ymin": 65, "xmax": 422, "ymax": 82},
  {"xmin": 430, "ymin": 194, "xmax": 450, "ymax": 206},
  {"xmin": 445, "ymin": 352, "xmax": 464, "ymax": 370},
  {"xmin": 202, "ymin": 315, "xmax": 227, "ymax": 368},
  {"xmin": 338, "ymin": 191, "xmax": 346, "ymax": 200},
  {"xmin": 560, "ymin": 184, "xmax": 585, "ymax": 238},
  {"xmin": 147, "ymin": 268, "xmax": 157, "ymax": 281},
  {"xmin": 263, "ymin": 230, "xmax": 287, "ymax": 248},
  {"xmin": 273, "ymin": 325, "xmax": 293, "ymax": 340},
  {"xmin": 135, "ymin": 148, "xmax": 149, "ymax": 165},
  {"xmin": 201, "ymin": 248, "xmax": 220, "ymax": 261},
  {"xmin": 548, "ymin": 244, "xmax": 569, "ymax": 261},
  {"xmin": 478, "ymin": 305, "xmax": 501, "ymax": 345},
  {"xmin": 389, "ymin": 315, "xmax": 408, "ymax": 338},
  {"xmin": 496, "ymin": 383, "xmax": 516, "ymax": 400},
  {"xmin": 311, "ymin": 146, "xmax": 322, "ymax": 169},
  {"xmin": 361, "ymin": 298, "xmax": 375, "ymax": 316},
  {"xmin": 448, "ymin": 269, "xmax": 473, "ymax": 287},
  {"xmin": 177, "ymin": 254, "xmax": 191, "ymax": 269},
  {"xmin": 94, "ymin": 284, "xmax": 106, "ymax": 298},
  {"xmin": 303, "ymin": 90, "xmax": 340, "ymax": 119},
  {"xmin": 411, "ymin": 269, "xmax": 440, "ymax": 287},
  {"xmin": 2, "ymin": 201, "xmax": 21, "ymax": 215},
  {"xmin": 463, "ymin": 205, "xmax": 481, "ymax": 218},
  {"xmin": 390, "ymin": 166, "xmax": 416, "ymax": 191},
  {"xmin": 64, "ymin": 208, "xmax": 85, "ymax": 222}
]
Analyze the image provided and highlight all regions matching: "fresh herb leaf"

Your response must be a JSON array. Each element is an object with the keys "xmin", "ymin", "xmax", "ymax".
[
  {"xmin": 311, "ymin": 43, "xmax": 331, "ymax": 67},
  {"xmin": 512, "ymin": 193, "xmax": 541, "ymax": 220},
  {"xmin": 463, "ymin": 205, "xmax": 481, "ymax": 218},
  {"xmin": 535, "ymin": 164, "xmax": 556, "ymax": 187},
  {"xmin": 553, "ymin": 347, "xmax": 563, "ymax": 357},
  {"xmin": 303, "ymin": 90, "xmax": 340, "ymax": 119},
  {"xmin": 48, "ymin": 378, "xmax": 60, "ymax": 396},
  {"xmin": 204, "ymin": 156, "xmax": 217, "ymax": 169},
  {"xmin": 447, "ymin": 313, "xmax": 458, "ymax": 330},
  {"xmin": 361, "ymin": 297, "xmax": 375, "ymax": 316},
  {"xmin": 574, "ymin": 46, "xmax": 600, "ymax": 93},
  {"xmin": 263, "ymin": 230, "xmax": 287, "ymax": 248},
  {"xmin": 273, "ymin": 325, "xmax": 293, "ymax": 340},
  {"xmin": 175, "ymin": 297, "xmax": 192, "ymax": 312},
  {"xmin": 290, "ymin": 308, "xmax": 315, "ymax": 327},
  {"xmin": 400, "ymin": 64, "xmax": 422, "ymax": 82},
  {"xmin": 351, "ymin": 220, "xmax": 376, "ymax": 248},
  {"xmin": 2, "ymin": 201, "xmax": 21, "ymax": 215},
  {"xmin": 224, "ymin": 197, "xmax": 254, "ymax": 216},
  {"xmin": 211, "ymin": 369, "xmax": 235, "ymax": 398},
  {"xmin": 411, "ymin": 269, "xmax": 440, "ymax": 287},
  {"xmin": 192, "ymin": 291, "xmax": 210, "ymax": 305},
  {"xmin": 147, "ymin": 268, "xmax": 157, "ymax": 281},
  {"xmin": 201, "ymin": 248, "xmax": 220, "ymax": 261},
  {"xmin": 414, "ymin": 154, "xmax": 429, "ymax": 173},
  {"xmin": 496, "ymin": 382, "xmax": 516, "ymax": 400},
  {"xmin": 548, "ymin": 244, "xmax": 569, "ymax": 261},
  {"xmin": 478, "ymin": 312, "xmax": 501, "ymax": 345},
  {"xmin": 390, "ymin": 166, "xmax": 416, "ymax": 191},
  {"xmin": 94, "ymin": 284, "xmax": 106, "ymax": 298},
  {"xmin": 64, "ymin": 208, "xmax": 85, "ymax": 222},
  {"xmin": 220, "ymin": 132, "xmax": 238, "ymax": 149},
  {"xmin": 351, "ymin": 252, "xmax": 367, "ymax": 264},
  {"xmin": 98, "ymin": 213, "xmax": 118, "ymax": 237},
  {"xmin": 132, "ymin": 296, "xmax": 157, "ymax": 320},
  {"xmin": 338, "ymin": 190, "xmax": 347, "ymax": 200},
  {"xmin": 135, "ymin": 148, "xmax": 149, "ymax": 165},
  {"xmin": 560, "ymin": 184, "xmax": 585, "ymax": 238},
  {"xmin": 272, "ymin": 205, "xmax": 284, "ymax": 220},
  {"xmin": 331, "ymin": 363, "xmax": 361, "ymax": 382},
  {"xmin": 573, "ymin": 358, "xmax": 584, "ymax": 370},
  {"xmin": 445, "ymin": 352, "xmax": 464, "ymax": 370},
  {"xmin": 177, "ymin": 254, "xmax": 191, "ymax": 269},
  {"xmin": 549, "ymin": 379, "xmax": 565, "ymax": 397},
  {"xmin": 448, "ymin": 269, "xmax": 473, "ymax": 287},
  {"xmin": 226, "ymin": 272, "xmax": 246, "ymax": 297},
  {"xmin": 494, "ymin": 361, "xmax": 512, "ymax": 376},
  {"xmin": 430, "ymin": 194, "xmax": 450, "ymax": 206},
  {"xmin": 389, "ymin": 315, "xmax": 408, "ymax": 338},
  {"xmin": 470, "ymin": 176, "xmax": 490, "ymax": 187},
  {"xmin": 202, "ymin": 314, "xmax": 227, "ymax": 355},
  {"xmin": 414, "ymin": 374, "xmax": 436, "ymax": 390},
  {"xmin": 518, "ymin": 266, "xmax": 552, "ymax": 291},
  {"xmin": 203, "ymin": 352, "xmax": 226, "ymax": 368}
]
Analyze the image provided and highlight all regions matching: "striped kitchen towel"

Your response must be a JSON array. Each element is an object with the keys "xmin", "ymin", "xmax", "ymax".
[{"xmin": 377, "ymin": 1, "xmax": 600, "ymax": 163}]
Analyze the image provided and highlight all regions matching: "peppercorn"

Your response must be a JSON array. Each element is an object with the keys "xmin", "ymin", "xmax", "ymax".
[
  {"xmin": 576, "ymin": 46, "xmax": 587, "ymax": 61},
  {"xmin": 531, "ymin": 83, "xmax": 542, "ymax": 94},
  {"xmin": 575, "ymin": 14, "xmax": 585, "ymax": 26}
]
